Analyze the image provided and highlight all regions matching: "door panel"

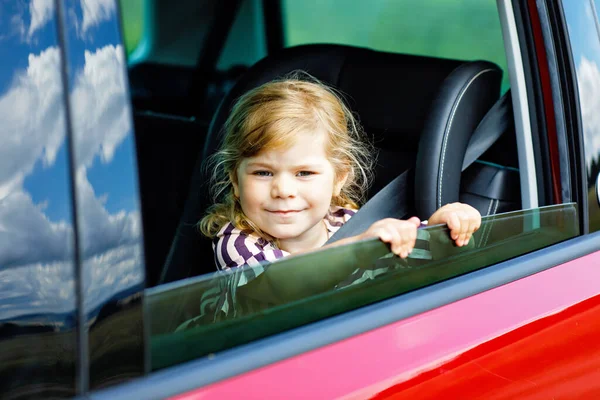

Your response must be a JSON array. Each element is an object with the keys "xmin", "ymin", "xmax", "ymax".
[
  {"xmin": 173, "ymin": 248, "xmax": 600, "ymax": 399},
  {"xmin": 56, "ymin": 0, "xmax": 147, "ymax": 391}
]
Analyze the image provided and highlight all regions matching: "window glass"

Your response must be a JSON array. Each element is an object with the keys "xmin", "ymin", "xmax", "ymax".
[
  {"xmin": 0, "ymin": 3, "xmax": 78, "ymax": 397},
  {"xmin": 217, "ymin": 0, "xmax": 267, "ymax": 71},
  {"xmin": 119, "ymin": 0, "xmax": 221, "ymax": 66},
  {"xmin": 117, "ymin": 0, "xmax": 579, "ymax": 375},
  {"xmin": 282, "ymin": 0, "xmax": 510, "ymax": 91},
  {"xmin": 561, "ymin": 0, "xmax": 600, "ymax": 232},
  {"xmin": 118, "ymin": 0, "xmax": 144, "ymax": 57},
  {"xmin": 59, "ymin": 0, "xmax": 146, "ymax": 390},
  {"xmin": 147, "ymin": 204, "xmax": 578, "ymax": 371}
]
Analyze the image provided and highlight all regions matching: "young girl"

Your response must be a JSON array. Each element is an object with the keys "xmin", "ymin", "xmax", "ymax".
[{"xmin": 200, "ymin": 74, "xmax": 481, "ymax": 295}]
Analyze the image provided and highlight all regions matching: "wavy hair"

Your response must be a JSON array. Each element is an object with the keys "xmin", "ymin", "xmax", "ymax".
[{"xmin": 199, "ymin": 72, "xmax": 375, "ymax": 239}]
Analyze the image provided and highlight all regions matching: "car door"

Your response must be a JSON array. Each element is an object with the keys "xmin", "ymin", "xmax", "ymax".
[
  {"xmin": 75, "ymin": 1, "xmax": 600, "ymax": 400},
  {"xmin": 0, "ymin": 2, "xmax": 79, "ymax": 398},
  {"xmin": 55, "ymin": 0, "xmax": 147, "ymax": 393},
  {"xmin": 14, "ymin": 0, "xmax": 593, "ymax": 399}
]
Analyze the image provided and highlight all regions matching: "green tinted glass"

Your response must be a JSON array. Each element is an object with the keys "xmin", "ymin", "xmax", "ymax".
[
  {"xmin": 118, "ymin": 0, "xmax": 144, "ymax": 57},
  {"xmin": 282, "ymin": 0, "xmax": 510, "ymax": 91},
  {"xmin": 147, "ymin": 203, "xmax": 578, "ymax": 371}
]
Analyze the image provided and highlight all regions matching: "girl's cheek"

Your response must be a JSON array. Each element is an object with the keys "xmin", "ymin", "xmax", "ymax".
[{"xmin": 245, "ymin": 179, "xmax": 270, "ymax": 199}]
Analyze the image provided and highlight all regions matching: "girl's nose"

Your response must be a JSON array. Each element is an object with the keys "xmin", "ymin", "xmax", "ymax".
[{"xmin": 271, "ymin": 175, "xmax": 297, "ymax": 198}]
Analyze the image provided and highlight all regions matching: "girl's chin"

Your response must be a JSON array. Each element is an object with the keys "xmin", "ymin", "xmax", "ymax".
[{"xmin": 264, "ymin": 228, "xmax": 304, "ymax": 241}]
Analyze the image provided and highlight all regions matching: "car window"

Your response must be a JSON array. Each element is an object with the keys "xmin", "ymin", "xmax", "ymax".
[
  {"xmin": 0, "ymin": 3, "xmax": 78, "ymax": 397},
  {"xmin": 216, "ymin": 0, "xmax": 267, "ymax": 71},
  {"xmin": 282, "ymin": 0, "xmax": 510, "ymax": 91},
  {"xmin": 118, "ymin": 0, "xmax": 223, "ymax": 67},
  {"xmin": 119, "ymin": 0, "xmax": 143, "ymax": 57},
  {"xmin": 147, "ymin": 204, "xmax": 578, "ymax": 370},
  {"xmin": 113, "ymin": 0, "xmax": 583, "ymax": 381},
  {"xmin": 58, "ymin": 0, "xmax": 146, "ymax": 390},
  {"xmin": 561, "ymin": 0, "xmax": 600, "ymax": 233}
]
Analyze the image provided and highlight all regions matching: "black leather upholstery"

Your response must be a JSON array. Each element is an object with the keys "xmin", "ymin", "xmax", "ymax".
[
  {"xmin": 460, "ymin": 107, "xmax": 521, "ymax": 218},
  {"xmin": 414, "ymin": 62, "xmax": 502, "ymax": 218},
  {"xmin": 461, "ymin": 161, "xmax": 521, "ymax": 215},
  {"xmin": 159, "ymin": 44, "xmax": 506, "ymax": 283},
  {"xmin": 203, "ymin": 44, "xmax": 468, "ymax": 198}
]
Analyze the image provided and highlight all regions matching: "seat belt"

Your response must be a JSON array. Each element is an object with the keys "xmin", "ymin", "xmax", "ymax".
[
  {"xmin": 326, "ymin": 90, "xmax": 512, "ymax": 244},
  {"xmin": 462, "ymin": 90, "xmax": 513, "ymax": 170}
]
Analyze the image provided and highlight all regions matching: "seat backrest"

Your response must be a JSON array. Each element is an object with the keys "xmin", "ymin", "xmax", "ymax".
[
  {"xmin": 159, "ymin": 44, "xmax": 502, "ymax": 283},
  {"xmin": 414, "ymin": 64, "xmax": 505, "ymax": 218}
]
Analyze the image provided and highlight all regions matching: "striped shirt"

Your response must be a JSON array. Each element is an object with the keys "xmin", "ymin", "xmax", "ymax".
[{"xmin": 213, "ymin": 206, "xmax": 356, "ymax": 272}]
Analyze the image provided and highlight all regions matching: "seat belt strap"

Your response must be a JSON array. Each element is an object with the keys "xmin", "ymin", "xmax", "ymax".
[
  {"xmin": 462, "ymin": 90, "xmax": 512, "ymax": 171},
  {"xmin": 326, "ymin": 169, "xmax": 414, "ymax": 242}
]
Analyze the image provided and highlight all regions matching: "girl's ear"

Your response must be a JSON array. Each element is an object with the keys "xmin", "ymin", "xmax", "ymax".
[
  {"xmin": 334, "ymin": 170, "xmax": 349, "ymax": 196},
  {"xmin": 230, "ymin": 171, "xmax": 240, "ymax": 197}
]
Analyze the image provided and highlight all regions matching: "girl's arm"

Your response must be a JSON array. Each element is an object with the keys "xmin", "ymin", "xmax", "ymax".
[{"xmin": 237, "ymin": 217, "xmax": 422, "ymax": 303}]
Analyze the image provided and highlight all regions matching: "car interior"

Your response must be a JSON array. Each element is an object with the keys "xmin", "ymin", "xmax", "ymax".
[{"xmin": 122, "ymin": 0, "xmax": 522, "ymax": 288}]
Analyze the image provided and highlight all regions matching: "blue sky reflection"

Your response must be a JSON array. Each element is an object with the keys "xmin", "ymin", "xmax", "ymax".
[{"xmin": 0, "ymin": 0, "xmax": 144, "ymax": 327}]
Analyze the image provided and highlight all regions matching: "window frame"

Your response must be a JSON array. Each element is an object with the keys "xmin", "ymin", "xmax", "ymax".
[
  {"xmin": 498, "ymin": 0, "xmax": 540, "ymax": 209},
  {"xmin": 551, "ymin": 0, "xmax": 593, "ymax": 234}
]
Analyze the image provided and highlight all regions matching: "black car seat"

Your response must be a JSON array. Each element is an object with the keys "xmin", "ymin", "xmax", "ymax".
[
  {"xmin": 415, "ymin": 82, "xmax": 520, "ymax": 219},
  {"xmin": 159, "ymin": 44, "xmax": 505, "ymax": 283}
]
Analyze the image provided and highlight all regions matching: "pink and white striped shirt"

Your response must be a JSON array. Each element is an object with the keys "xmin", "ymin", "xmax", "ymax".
[{"xmin": 213, "ymin": 206, "xmax": 356, "ymax": 271}]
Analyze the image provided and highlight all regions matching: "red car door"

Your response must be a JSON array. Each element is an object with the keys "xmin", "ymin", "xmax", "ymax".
[{"xmin": 63, "ymin": 0, "xmax": 600, "ymax": 399}]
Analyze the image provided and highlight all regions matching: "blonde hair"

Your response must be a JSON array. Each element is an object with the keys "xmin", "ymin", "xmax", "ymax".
[{"xmin": 199, "ymin": 72, "xmax": 375, "ymax": 239}]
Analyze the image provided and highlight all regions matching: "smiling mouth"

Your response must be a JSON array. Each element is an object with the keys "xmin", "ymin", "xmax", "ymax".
[{"xmin": 268, "ymin": 210, "xmax": 302, "ymax": 215}]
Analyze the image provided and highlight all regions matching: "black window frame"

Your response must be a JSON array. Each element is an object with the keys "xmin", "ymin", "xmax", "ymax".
[{"xmin": 543, "ymin": 0, "xmax": 589, "ymax": 234}]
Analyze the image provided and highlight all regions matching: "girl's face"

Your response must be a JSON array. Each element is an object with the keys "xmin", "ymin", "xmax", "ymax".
[{"xmin": 232, "ymin": 130, "xmax": 346, "ymax": 253}]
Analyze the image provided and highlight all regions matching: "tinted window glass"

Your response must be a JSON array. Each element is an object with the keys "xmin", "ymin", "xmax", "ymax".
[
  {"xmin": 282, "ymin": 0, "xmax": 510, "ymax": 90},
  {"xmin": 119, "ymin": 0, "xmax": 221, "ymax": 66},
  {"xmin": 217, "ymin": 0, "xmax": 267, "ymax": 70},
  {"xmin": 58, "ymin": 0, "xmax": 146, "ymax": 390},
  {"xmin": 118, "ymin": 0, "xmax": 144, "ymax": 57},
  {"xmin": 0, "ymin": 3, "xmax": 77, "ymax": 397},
  {"xmin": 561, "ymin": 0, "xmax": 600, "ymax": 232},
  {"xmin": 147, "ymin": 204, "xmax": 578, "ymax": 370}
]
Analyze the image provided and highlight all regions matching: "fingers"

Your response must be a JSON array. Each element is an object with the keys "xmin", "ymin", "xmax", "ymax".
[
  {"xmin": 443, "ymin": 204, "xmax": 482, "ymax": 247},
  {"xmin": 446, "ymin": 212, "xmax": 462, "ymax": 243},
  {"xmin": 396, "ymin": 222, "xmax": 417, "ymax": 258},
  {"xmin": 458, "ymin": 212, "xmax": 470, "ymax": 246},
  {"xmin": 407, "ymin": 216, "xmax": 421, "ymax": 227},
  {"xmin": 464, "ymin": 210, "xmax": 479, "ymax": 245},
  {"xmin": 387, "ymin": 224, "xmax": 404, "ymax": 256},
  {"xmin": 365, "ymin": 219, "xmax": 418, "ymax": 258}
]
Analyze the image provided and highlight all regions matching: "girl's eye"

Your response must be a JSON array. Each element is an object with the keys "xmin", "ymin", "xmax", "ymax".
[
  {"xmin": 297, "ymin": 171, "xmax": 315, "ymax": 177},
  {"xmin": 253, "ymin": 170, "xmax": 272, "ymax": 177}
]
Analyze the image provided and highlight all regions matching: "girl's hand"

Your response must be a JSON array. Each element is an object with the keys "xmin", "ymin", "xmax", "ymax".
[
  {"xmin": 427, "ymin": 202, "xmax": 481, "ymax": 247},
  {"xmin": 359, "ymin": 217, "xmax": 422, "ymax": 258}
]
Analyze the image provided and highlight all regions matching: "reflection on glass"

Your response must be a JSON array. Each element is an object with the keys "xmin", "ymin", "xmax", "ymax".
[
  {"xmin": 58, "ymin": 0, "xmax": 146, "ymax": 389},
  {"xmin": 147, "ymin": 203, "xmax": 578, "ymax": 371},
  {"xmin": 561, "ymin": 0, "xmax": 600, "ymax": 232},
  {"xmin": 0, "ymin": 2, "xmax": 77, "ymax": 398}
]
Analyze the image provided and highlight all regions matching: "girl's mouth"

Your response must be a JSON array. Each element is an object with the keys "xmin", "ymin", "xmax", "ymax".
[{"xmin": 268, "ymin": 209, "xmax": 301, "ymax": 215}]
